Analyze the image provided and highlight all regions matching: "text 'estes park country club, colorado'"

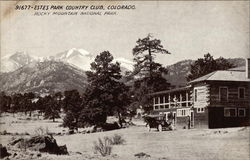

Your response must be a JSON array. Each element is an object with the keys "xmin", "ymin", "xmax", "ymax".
[
  {"xmin": 15, "ymin": 4, "xmax": 136, "ymax": 16},
  {"xmin": 15, "ymin": 5, "xmax": 136, "ymax": 10}
]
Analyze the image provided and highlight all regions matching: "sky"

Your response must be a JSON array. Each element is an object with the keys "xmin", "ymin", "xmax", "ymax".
[{"xmin": 0, "ymin": 1, "xmax": 249, "ymax": 65}]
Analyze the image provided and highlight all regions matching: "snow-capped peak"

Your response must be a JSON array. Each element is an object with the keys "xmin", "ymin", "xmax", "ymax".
[
  {"xmin": 113, "ymin": 57, "xmax": 134, "ymax": 71},
  {"xmin": 54, "ymin": 48, "xmax": 94, "ymax": 71},
  {"xmin": 66, "ymin": 48, "xmax": 75, "ymax": 58},
  {"xmin": 60, "ymin": 48, "xmax": 92, "ymax": 59},
  {"xmin": 78, "ymin": 49, "xmax": 91, "ymax": 56},
  {"xmin": 114, "ymin": 58, "xmax": 134, "ymax": 65},
  {"xmin": 1, "ymin": 49, "xmax": 134, "ymax": 73},
  {"xmin": 1, "ymin": 51, "xmax": 37, "ymax": 72}
]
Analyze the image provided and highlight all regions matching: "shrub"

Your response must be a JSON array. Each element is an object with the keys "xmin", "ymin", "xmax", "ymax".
[
  {"xmin": 110, "ymin": 134, "xmax": 125, "ymax": 145},
  {"xmin": 63, "ymin": 111, "xmax": 77, "ymax": 130},
  {"xmin": 93, "ymin": 137, "xmax": 112, "ymax": 156},
  {"xmin": 34, "ymin": 126, "xmax": 50, "ymax": 136},
  {"xmin": 17, "ymin": 137, "xmax": 28, "ymax": 151}
]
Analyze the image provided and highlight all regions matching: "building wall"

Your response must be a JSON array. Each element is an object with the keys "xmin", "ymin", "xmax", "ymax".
[
  {"xmin": 151, "ymin": 81, "xmax": 250, "ymax": 129},
  {"xmin": 193, "ymin": 83, "xmax": 210, "ymax": 109},
  {"xmin": 209, "ymin": 81, "xmax": 250, "ymax": 107},
  {"xmin": 193, "ymin": 107, "xmax": 208, "ymax": 128},
  {"xmin": 207, "ymin": 81, "xmax": 250, "ymax": 128},
  {"xmin": 208, "ymin": 107, "xmax": 250, "ymax": 128},
  {"xmin": 192, "ymin": 81, "xmax": 250, "ymax": 128},
  {"xmin": 175, "ymin": 116, "xmax": 189, "ymax": 129},
  {"xmin": 152, "ymin": 108, "xmax": 192, "ymax": 129}
]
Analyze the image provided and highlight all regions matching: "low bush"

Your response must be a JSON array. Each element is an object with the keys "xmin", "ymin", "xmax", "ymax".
[
  {"xmin": 93, "ymin": 137, "xmax": 112, "ymax": 156},
  {"xmin": 93, "ymin": 134, "xmax": 125, "ymax": 156},
  {"xmin": 110, "ymin": 134, "xmax": 125, "ymax": 145},
  {"xmin": 19, "ymin": 139, "xmax": 28, "ymax": 151},
  {"xmin": 34, "ymin": 126, "xmax": 50, "ymax": 136}
]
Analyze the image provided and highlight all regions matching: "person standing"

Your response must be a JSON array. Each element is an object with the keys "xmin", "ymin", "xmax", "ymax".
[{"xmin": 187, "ymin": 115, "xmax": 191, "ymax": 129}]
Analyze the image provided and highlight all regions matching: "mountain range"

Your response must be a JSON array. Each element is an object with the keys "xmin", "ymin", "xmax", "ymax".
[
  {"xmin": 1, "ymin": 52, "xmax": 37, "ymax": 72},
  {"xmin": 0, "ymin": 49, "xmax": 246, "ymax": 94},
  {"xmin": 54, "ymin": 48, "xmax": 94, "ymax": 71},
  {"xmin": 0, "ymin": 60, "xmax": 87, "ymax": 94},
  {"xmin": 1, "ymin": 49, "xmax": 134, "ymax": 73}
]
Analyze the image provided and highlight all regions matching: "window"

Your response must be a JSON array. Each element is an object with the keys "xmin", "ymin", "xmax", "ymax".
[
  {"xmin": 224, "ymin": 108, "xmax": 236, "ymax": 117},
  {"xmin": 160, "ymin": 105, "xmax": 164, "ymax": 109},
  {"xmin": 220, "ymin": 87, "xmax": 228, "ymax": 102},
  {"xmin": 238, "ymin": 88, "xmax": 245, "ymax": 99},
  {"xmin": 182, "ymin": 110, "xmax": 185, "ymax": 116},
  {"xmin": 181, "ymin": 93, "xmax": 186, "ymax": 101},
  {"xmin": 177, "ymin": 108, "xmax": 190, "ymax": 117},
  {"xmin": 165, "ymin": 96, "xmax": 169, "ymax": 103},
  {"xmin": 155, "ymin": 106, "xmax": 159, "ymax": 110},
  {"xmin": 160, "ymin": 96, "xmax": 164, "ymax": 104},
  {"xmin": 238, "ymin": 108, "xmax": 246, "ymax": 117},
  {"xmin": 194, "ymin": 89, "xmax": 197, "ymax": 102},
  {"xmin": 154, "ymin": 97, "xmax": 159, "ymax": 104},
  {"xmin": 197, "ymin": 107, "xmax": 205, "ymax": 113}
]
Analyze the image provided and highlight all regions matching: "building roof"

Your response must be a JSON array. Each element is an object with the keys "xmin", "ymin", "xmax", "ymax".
[
  {"xmin": 149, "ymin": 86, "xmax": 191, "ymax": 96},
  {"xmin": 188, "ymin": 70, "xmax": 250, "ymax": 84},
  {"xmin": 227, "ymin": 66, "xmax": 245, "ymax": 71}
]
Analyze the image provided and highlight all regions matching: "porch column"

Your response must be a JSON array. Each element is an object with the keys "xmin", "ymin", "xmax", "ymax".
[
  {"xmin": 153, "ymin": 97, "xmax": 155, "ymax": 110},
  {"xmin": 168, "ymin": 94, "xmax": 171, "ymax": 108},
  {"xmin": 186, "ymin": 92, "xmax": 189, "ymax": 107},
  {"xmin": 180, "ymin": 94, "xmax": 182, "ymax": 108},
  {"xmin": 174, "ymin": 95, "xmax": 177, "ymax": 108}
]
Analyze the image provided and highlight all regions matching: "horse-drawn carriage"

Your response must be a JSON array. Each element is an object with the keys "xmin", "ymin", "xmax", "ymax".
[{"xmin": 144, "ymin": 114, "xmax": 174, "ymax": 132}]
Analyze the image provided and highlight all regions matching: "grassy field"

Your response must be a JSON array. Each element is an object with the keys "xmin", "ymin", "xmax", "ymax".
[{"xmin": 0, "ymin": 113, "xmax": 249, "ymax": 160}]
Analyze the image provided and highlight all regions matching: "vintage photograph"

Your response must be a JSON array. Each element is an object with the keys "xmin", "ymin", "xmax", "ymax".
[{"xmin": 0, "ymin": 1, "xmax": 249, "ymax": 160}]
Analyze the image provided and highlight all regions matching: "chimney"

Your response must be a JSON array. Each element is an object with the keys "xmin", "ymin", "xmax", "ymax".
[{"xmin": 246, "ymin": 58, "xmax": 250, "ymax": 79}]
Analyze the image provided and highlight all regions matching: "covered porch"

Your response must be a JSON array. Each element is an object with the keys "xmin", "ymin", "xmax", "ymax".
[{"xmin": 150, "ymin": 86, "xmax": 193, "ymax": 110}]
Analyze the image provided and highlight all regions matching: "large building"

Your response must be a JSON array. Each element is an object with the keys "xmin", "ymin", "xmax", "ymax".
[{"xmin": 150, "ymin": 59, "xmax": 250, "ymax": 129}]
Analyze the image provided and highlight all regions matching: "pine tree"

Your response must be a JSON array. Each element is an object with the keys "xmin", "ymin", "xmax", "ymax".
[
  {"xmin": 62, "ymin": 90, "xmax": 83, "ymax": 131},
  {"xmin": 20, "ymin": 92, "xmax": 35, "ymax": 116},
  {"xmin": 83, "ymin": 51, "xmax": 131, "ymax": 126},
  {"xmin": 0, "ymin": 92, "xmax": 11, "ymax": 113},
  {"xmin": 43, "ymin": 95, "xmax": 61, "ymax": 122},
  {"xmin": 10, "ymin": 93, "xmax": 23, "ymax": 115},
  {"xmin": 132, "ymin": 35, "xmax": 171, "ymax": 112},
  {"xmin": 187, "ymin": 53, "xmax": 235, "ymax": 81}
]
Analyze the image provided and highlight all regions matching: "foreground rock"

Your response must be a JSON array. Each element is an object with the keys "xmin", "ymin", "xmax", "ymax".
[
  {"xmin": 0, "ymin": 144, "xmax": 11, "ymax": 158},
  {"xmin": 134, "ymin": 152, "xmax": 151, "ymax": 158},
  {"xmin": 10, "ymin": 135, "xmax": 68, "ymax": 155}
]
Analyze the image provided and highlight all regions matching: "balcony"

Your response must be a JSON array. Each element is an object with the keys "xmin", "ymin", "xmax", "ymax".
[{"xmin": 151, "ymin": 86, "xmax": 193, "ymax": 110}]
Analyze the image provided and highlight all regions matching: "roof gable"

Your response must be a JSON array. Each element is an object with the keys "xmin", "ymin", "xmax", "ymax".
[{"xmin": 189, "ymin": 70, "xmax": 250, "ymax": 84}]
